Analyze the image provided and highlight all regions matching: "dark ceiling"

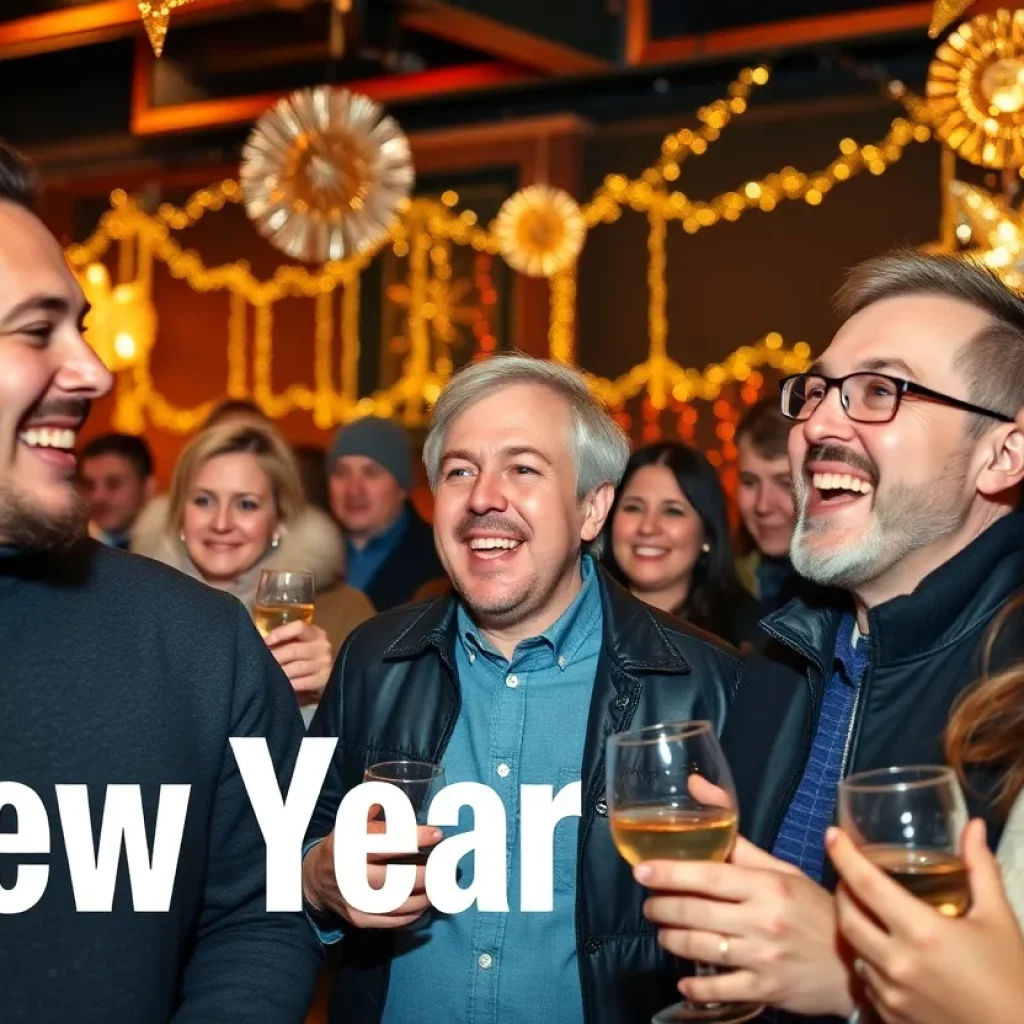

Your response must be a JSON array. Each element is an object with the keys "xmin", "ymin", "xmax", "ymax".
[{"xmin": 0, "ymin": 0, "xmax": 946, "ymax": 177}]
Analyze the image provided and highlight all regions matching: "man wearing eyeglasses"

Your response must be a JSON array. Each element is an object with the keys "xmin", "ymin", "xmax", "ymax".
[{"xmin": 634, "ymin": 249, "xmax": 1024, "ymax": 1023}]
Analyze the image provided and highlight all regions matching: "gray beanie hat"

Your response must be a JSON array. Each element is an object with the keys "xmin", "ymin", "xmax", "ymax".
[{"xmin": 325, "ymin": 416, "xmax": 413, "ymax": 491}]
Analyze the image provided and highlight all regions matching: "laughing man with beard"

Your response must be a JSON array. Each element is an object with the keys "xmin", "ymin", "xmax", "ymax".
[
  {"xmin": 0, "ymin": 143, "xmax": 323, "ymax": 1021},
  {"xmin": 632, "ymin": 249, "xmax": 1024, "ymax": 1024}
]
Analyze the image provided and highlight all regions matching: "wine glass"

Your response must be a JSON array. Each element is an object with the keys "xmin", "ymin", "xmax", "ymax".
[
  {"xmin": 837, "ymin": 765, "xmax": 970, "ymax": 918},
  {"xmin": 606, "ymin": 721, "xmax": 763, "ymax": 1024},
  {"xmin": 364, "ymin": 760, "xmax": 446, "ymax": 864},
  {"xmin": 253, "ymin": 569, "xmax": 315, "ymax": 638}
]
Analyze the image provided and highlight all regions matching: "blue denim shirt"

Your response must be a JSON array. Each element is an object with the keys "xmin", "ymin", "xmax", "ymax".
[
  {"xmin": 379, "ymin": 556, "xmax": 603, "ymax": 1024},
  {"xmin": 345, "ymin": 504, "xmax": 410, "ymax": 591}
]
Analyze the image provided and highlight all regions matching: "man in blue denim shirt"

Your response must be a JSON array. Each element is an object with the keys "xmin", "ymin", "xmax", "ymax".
[{"xmin": 301, "ymin": 354, "xmax": 743, "ymax": 1024}]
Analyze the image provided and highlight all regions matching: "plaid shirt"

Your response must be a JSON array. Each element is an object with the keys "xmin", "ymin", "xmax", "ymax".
[{"xmin": 771, "ymin": 613, "xmax": 869, "ymax": 881}]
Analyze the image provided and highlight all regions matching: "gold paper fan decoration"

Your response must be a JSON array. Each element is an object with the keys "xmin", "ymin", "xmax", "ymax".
[
  {"xmin": 493, "ymin": 185, "xmax": 587, "ymax": 278},
  {"xmin": 949, "ymin": 178, "xmax": 1024, "ymax": 288},
  {"xmin": 138, "ymin": 0, "xmax": 193, "ymax": 57},
  {"xmin": 240, "ymin": 86, "xmax": 415, "ymax": 264},
  {"xmin": 926, "ymin": 9, "xmax": 1024, "ymax": 169}
]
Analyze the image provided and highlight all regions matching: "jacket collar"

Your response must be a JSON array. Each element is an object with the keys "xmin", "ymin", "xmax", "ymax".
[
  {"xmin": 764, "ymin": 510, "xmax": 1024, "ymax": 669},
  {"xmin": 384, "ymin": 562, "xmax": 689, "ymax": 678}
]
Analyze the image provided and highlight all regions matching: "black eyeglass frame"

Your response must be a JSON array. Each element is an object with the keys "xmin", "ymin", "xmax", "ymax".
[{"xmin": 778, "ymin": 371, "xmax": 1015, "ymax": 425}]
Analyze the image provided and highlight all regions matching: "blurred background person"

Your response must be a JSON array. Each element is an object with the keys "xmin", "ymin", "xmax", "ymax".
[
  {"xmin": 326, "ymin": 415, "xmax": 445, "ymax": 610},
  {"xmin": 205, "ymin": 399, "xmax": 335, "ymax": 514},
  {"xmin": 601, "ymin": 441, "xmax": 758, "ymax": 647},
  {"xmin": 734, "ymin": 396, "xmax": 800, "ymax": 611},
  {"xmin": 78, "ymin": 432, "xmax": 155, "ymax": 550},
  {"xmin": 133, "ymin": 420, "xmax": 373, "ymax": 722}
]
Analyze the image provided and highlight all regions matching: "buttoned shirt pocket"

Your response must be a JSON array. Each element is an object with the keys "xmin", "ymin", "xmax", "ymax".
[{"xmin": 554, "ymin": 767, "xmax": 583, "ymax": 892}]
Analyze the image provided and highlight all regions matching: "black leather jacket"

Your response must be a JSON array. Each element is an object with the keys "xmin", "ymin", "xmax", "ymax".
[
  {"xmin": 722, "ymin": 510, "xmax": 1024, "ymax": 1024},
  {"xmin": 305, "ymin": 567, "xmax": 744, "ymax": 1024}
]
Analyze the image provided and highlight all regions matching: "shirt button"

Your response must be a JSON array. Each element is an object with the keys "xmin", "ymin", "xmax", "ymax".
[
  {"xmin": 584, "ymin": 937, "xmax": 602, "ymax": 954},
  {"xmin": 496, "ymin": 763, "xmax": 510, "ymax": 778},
  {"xmin": 505, "ymin": 674, "xmax": 519, "ymax": 688},
  {"xmin": 468, "ymin": 651, "xmax": 476, "ymax": 663},
  {"xmin": 478, "ymin": 953, "xmax": 493, "ymax": 969},
  {"xmin": 595, "ymin": 800, "xmax": 608, "ymax": 817},
  {"xmin": 557, "ymin": 656, "xmax": 568, "ymax": 669},
  {"xmin": 614, "ymin": 694, "xmax": 630, "ymax": 710}
]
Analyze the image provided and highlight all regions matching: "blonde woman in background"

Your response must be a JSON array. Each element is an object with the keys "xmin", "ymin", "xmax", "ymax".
[{"xmin": 133, "ymin": 420, "xmax": 374, "ymax": 723}]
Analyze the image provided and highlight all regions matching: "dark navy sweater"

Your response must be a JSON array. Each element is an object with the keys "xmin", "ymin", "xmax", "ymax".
[{"xmin": 0, "ymin": 540, "xmax": 323, "ymax": 1022}]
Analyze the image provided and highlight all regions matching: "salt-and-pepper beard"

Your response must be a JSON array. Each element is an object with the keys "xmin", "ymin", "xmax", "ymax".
[
  {"xmin": 0, "ymin": 480, "xmax": 89, "ymax": 554},
  {"xmin": 790, "ymin": 448, "xmax": 972, "ymax": 591}
]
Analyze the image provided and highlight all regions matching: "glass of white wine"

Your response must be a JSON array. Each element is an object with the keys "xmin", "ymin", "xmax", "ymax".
[
  {"xmin": 837, "ymin": 765, "xmax": 970, "ymax": 918},
  {"xmin": 253, "ymin": 569, "xmax": 315, "ymax": 638},
  {"xmin": 607, "ymin": 721, "xmax": 763, "ymax": 1024}
]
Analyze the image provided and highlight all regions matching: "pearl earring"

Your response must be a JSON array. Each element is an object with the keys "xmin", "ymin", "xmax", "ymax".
[
  {"xmin": 702, "ymin": 542, "xmax": 710, "ymax": 553},
  {"xmin": 271, "ymin": 534, "xmax": 280, "ymax": 550},
  {"xmin": 179, "ymin": 530, "xmax": 185, "ymax": 543}
]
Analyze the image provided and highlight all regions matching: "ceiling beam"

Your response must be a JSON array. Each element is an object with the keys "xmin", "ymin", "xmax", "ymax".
[
  {"xmin": 629, "ymin": 1, "xmax": 935, "ymax": 66},
  {"xmin": 401, "ymin": 0, "xmax": 610, "ymax": 76},
  {"xmin": 131, "ymin": 43, "xmax": 536, "ymax": 135},
  {"xmin": 0, "ymin": 0, "xmax": 255, "ymax": 60}
]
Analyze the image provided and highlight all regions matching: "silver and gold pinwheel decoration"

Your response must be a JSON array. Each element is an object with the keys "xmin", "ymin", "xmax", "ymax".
[{"xmin": 240, "ymin": 86, "xmax": 415, "ymax": 264}]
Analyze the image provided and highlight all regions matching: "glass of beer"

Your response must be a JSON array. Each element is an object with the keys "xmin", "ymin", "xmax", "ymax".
[
  {"xmin": 253, "ymin": 569, "xmax": 315, "ymax": 637},
  {"xmin": 838, "ymin": 765, "xmax": 970, "ymax": 918},
  {"xmin": 606, "ymin": 721, "xmax": 763, "ymax": 1024},
  {"xmin": 364, "ymin": 760, "xmax": 446, "ymax": 864}
]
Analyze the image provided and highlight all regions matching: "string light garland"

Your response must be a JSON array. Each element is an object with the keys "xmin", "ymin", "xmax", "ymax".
[{"xmin": 68, "ymin": 58, "xmax": 935, "ymax": 438}]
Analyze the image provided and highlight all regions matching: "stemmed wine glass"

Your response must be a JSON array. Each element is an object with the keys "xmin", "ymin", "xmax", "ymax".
[
  {"xmin": 253, "ymin": 569, "xmax": 315, "ymax": 638},
  {"xmin": 607, "ymin": 721, "xmax": 763, "ymax": 1024},
  {"xmin": 837, "ymin": 765, "xmax": 970, "ymax": 918}
]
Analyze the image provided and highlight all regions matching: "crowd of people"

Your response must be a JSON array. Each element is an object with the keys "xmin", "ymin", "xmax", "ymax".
[{"xmin": 5, "ymin": 131, "xmax": 1024, "ymax": 1024}]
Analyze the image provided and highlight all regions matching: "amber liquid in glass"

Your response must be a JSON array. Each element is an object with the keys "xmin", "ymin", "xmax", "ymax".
[
  {"xmin": 610, "ymin": 805, "xmax": 738, "ymax": 866},
  {"xmin": 253, "ymin": 602, "xmax": 314, "ymax": 637},
  {"xmin": 862, "ymin": 844, "xmax": 970, "ymax": 917}
]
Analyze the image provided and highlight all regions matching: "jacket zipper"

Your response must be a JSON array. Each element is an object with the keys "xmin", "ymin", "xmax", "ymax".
[
  {"xmin": 760, "ymin": 622, "xmax": 824, "ymax": 841},
  {"xmin": 838, "ymin": 673, "xmax": 864, "ymax": 781},
  {"xmin": 838, "ymin": 621, "xmax": 874, "ymax": 782}
]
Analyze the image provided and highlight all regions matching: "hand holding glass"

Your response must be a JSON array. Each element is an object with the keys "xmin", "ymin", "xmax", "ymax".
[
  {"xmin": 837, "ymin": 765, "xmax": 970, "ymax": 918},
  {"xmin": 364, "ymin": 760, "xmax": 446, "ymax": 864},
  {"xmin": 606, "ymin": 721, "xmax": 763, "ymax": 1024},
  {"xmin": 253, "ymin": 569, "xmax": 315, "ymax": 637}
]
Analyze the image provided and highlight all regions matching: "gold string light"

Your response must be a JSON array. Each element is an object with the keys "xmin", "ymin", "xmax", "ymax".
[{"xmin": 68, "ymin": 59, "xmax": 930, "ymax": 436}]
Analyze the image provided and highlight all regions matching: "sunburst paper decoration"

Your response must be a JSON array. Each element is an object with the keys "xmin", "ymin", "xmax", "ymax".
[
  {"xmin": 493, "ymin": 185, "xmax": 587, "ymax": 278},
  {"xmin": 926, "ymin": 9, "xmax": 1024, "ymax": 169},
  {"xmin": 138, "ymin": 0, "xmax": 193, "ymax": 57},
  {"xmin": 949, "ymin": 178, "xmax": 1024, "ymax": 289},
  {"xmin": 240, "ymin": 86, "xmax": 415, "ymax": 264}
]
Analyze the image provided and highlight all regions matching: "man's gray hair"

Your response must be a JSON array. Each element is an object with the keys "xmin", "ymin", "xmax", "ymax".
[{"xmin": 423, "ymin": 352, "xmax": 631, "ymax": 501}]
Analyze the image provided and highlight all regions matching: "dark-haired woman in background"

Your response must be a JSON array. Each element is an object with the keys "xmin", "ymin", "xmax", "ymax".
[{"xmin": 602, "ymin": 441, "xmax": 758, "ymax": 647}]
